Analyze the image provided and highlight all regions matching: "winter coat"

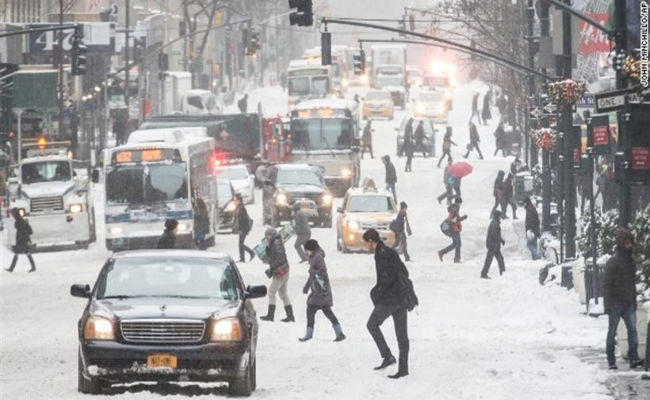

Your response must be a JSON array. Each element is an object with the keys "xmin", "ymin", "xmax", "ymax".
[
  {"xmin": 13, "ymin": 218, "xmax": 33, "ymax": 253},
  {"xmin": 493, "ymin": 177, "xmax": 505, "ymax": 200},
  {"xmin": 471, "ymin": 93, "xmax": 479, "ymax": 111},
  {"xmin": 469, "ymin": 124, "xmax": 480, "ymax": 144},
  {"xmin": 503, "ymin": 176, "xmax": 514, "ymax": 200},
  {"xmin": 193, "ymin": 212, "xmax": 210, "ymax": 241},
  {"xmin": 157, "ymin": 229, "xmax": 176, "ymax": 249},
  {"xmin": 481, "ymin": 94, "xmax": 492, "ymax": 121},
  {"xmin": 447, "ymin": 204, "xmax": 466, "ymax": 233},
  {"xmin": 494, "ymin": 126, "xmax": 506, "ymax": 148},
  {"xmin": 404, "ymin": 134, "xmax": 414, "ymax": 156},
  {"xmin": 442, "ymin": 135, "xmax": 456, "ymax": 151},
  {"xmin": 293, "ymin": 209, "xmax": 311, "ymax": 238},
  {"xmin": 236, "ymin": 205, "xmax": 251, "ymax": 234},
  {"xmin": 266, "ymin": 234, "xmax": 289, "ymax": 277},
  {"xmin": 603, "ymin": 248, "xmax": 637, "ymax": 311},
  {"xmin": 370, "ymin": 241, "xmax": 409, "ymax": 307},
  {"xmin": 385, "ymin": 161, "xmax": 397, "ymax": 184},
  {"xmin": 362, "ymin": 124, "xmax": 373, "ymax": 145},
  {"xmin": 304, "ymin": 248, "xmax": 333, "ymax": 307},
  {"xmin": 486, "ymin": 218, "xmax": 503, "ymax": 251},
  {"xmin": 392, "ymin": 211, "xmax": 411, "ymax": 235},
  {"xmin": 237, "ymin": 96, "xmax": 248, "ymax": 113},
  {"xmin": 414, "ymin": 124, "xmax": 425, "ymax": 146},
  {"xmin": 525, "ymin": 204, "xmax": 541, "ymax": 238}
]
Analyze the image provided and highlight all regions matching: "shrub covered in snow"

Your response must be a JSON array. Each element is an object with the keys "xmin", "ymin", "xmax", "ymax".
[
  {"xmin": 577, "ymin": 208, "xmax": 618, "ymax": 257},
  {"xmin": 631, "ymin": 204, "xmax": 650, "ymax": 303}
]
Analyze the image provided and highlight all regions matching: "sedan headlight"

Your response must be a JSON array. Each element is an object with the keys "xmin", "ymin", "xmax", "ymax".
[
  {"xmin": 322, "ymin": 194, "xmax": 333, "ymax": 205},
  {"xmin": 360, "ymin": 74, "xmax": 369, "ymax": 84},
  {"xmin": 275, "ymin": 192, "xmax": 288, "ymax": 206},
  {"xmin": 341, "ymin": 168, "xmax": 352, "ymax": 177},
  {"xmin": 210, "ymin": 318, "xmax": 243, "ymax": 342},
  {"xmin": 83, "ymin": 316, "xmax": 115, "ymax": 340},
  {"xmin": 69, "ymin": 204, "xmax": 83, "ymax": 213},
  {"xmin": 416, "ymin": 103, "xmax": 426, "ymax": 113},
  {"xmin": 225, "ymin": 201, "xmax": 237, "ymax": 212},
  {"xmin": 177, "ymin": 223, "xmax": 190, "ymax": 232},
  {"xmin": 347, "ymin": 220, "xmax": 360, "ymax": 230},
  {"xmin": 109, "ymin": 226, "xmax": 123, "ymax": 235}
]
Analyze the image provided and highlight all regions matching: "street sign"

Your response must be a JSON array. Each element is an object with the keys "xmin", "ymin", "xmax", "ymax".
[
  {"xmin": 595, "ymin": 88, "xmax": 650, "ymax": 113},
  {"xmin": 27, "ymin": 23, "xmax": 115, "ymax": 54}
]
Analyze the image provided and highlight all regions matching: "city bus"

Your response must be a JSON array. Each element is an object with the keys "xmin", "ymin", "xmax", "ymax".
[
  {"xmin": 102, "ymin": 128, "xmax": 217, "ymax": 251},
  {"xmin": 287, "ymin": 59, "xmax": 331, "ymax": 108}
]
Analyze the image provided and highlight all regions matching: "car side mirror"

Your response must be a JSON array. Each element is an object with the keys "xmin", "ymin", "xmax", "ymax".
[
  {"xmin": 70, "ymin": 284, "xmax": 91, "ymax": 298},
  {"xmin": 92, "ymin": 169, "xmax": 100, "ymax": 183},
  {"xmin": 337, "ymin": 207, "xmax": 344, "ymax": 213},
  {"xmin": 245, "ymin": 285, "xmax": 267, "ymax": 299}
]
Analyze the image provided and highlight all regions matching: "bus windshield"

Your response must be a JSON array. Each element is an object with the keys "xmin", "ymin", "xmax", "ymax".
[
  {"xmin": 106, "ymin": 163, "xmax": 188, "ymax": 206},
  {"xmin": 22, "ymin": 161, "xmax": 71, "ymax": 184},
  {"xmin": 291, "ymin": 118, "xmax": 353, "ymax": 151},
  {"xmin": 288, "ymin": 77, "xmax": 309, "ymax": 95}
]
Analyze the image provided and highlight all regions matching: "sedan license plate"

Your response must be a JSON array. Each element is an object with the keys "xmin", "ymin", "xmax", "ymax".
[{"xmin": 147, "ymin": 354, "xmax": 177, "ymax": 368}]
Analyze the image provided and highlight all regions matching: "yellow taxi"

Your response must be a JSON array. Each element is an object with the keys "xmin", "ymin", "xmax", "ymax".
[
  {"xmin": 336, "ymin": 178, "xmax": 398, "ymax": 252},
  {"xmin": 362, "ymin": 90, "xmax": 395, "ymax": 120}
]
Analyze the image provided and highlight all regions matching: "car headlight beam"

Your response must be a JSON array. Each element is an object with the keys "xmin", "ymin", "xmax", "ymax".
[
  {"xmin": 322, "ymin": 194, "xmax": 333, "ymax": 205},
  {"xmin": 69, "ymin": 204, "xmax": 83, "ymax": 213},
  {"xmin": 177, "ymin": 223, "xmax": 190, "ymax": 232},
  {"xmin": 210, "ymin": 318, "xmax": 243, "ymax": 342},
  {"xmin": 83, "ymin": 316, "xmax": 115, "ymax": 340},
  {"xmin": 341, "ymin": 168, "xmax": 352, "ymax": 177},
  {"xmin": 225, "ymin": 201, "xmax": 237, "ymax": 212},
  {"xmin": 109, "ymin": 226, "xmax": 123, "ymax": 235},
  {"xmin": 275, "ymin": 192, "xmax": 288, "ymax": 206},
  {"xmin": 348, "ymin": 220, "xmax": 360, "ymax": 230}
]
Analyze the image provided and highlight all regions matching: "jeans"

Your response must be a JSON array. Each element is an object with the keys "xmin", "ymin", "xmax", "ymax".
[
  {"xmin": 387, "ymin": 184, "xmax": 397, "ymax": 203},
  {"xmin": 367, "ymin": 303, "xmax": 409, "ymax": 372},
  {"xmin": 464, "ymin": 143, "xmax": 484, "ymax": 159},
  {"xmin": 437, "ymin": 150, "xmax": 452, "ymax": 167},
  {"xmin": 306, "ymin": 304, "xmax": 339, "ymax": 328},
  {"xmin": 238, "ymin": 232, "xmax": 254, "ymax": 262},
  {"xmin": 294, "ymin": 233, "xmax": 311, "ymax": 261},
  {"xmin": 392, "ymin": 232, "xmax": 410, "ymax": 261},
  {"xmin": 267, "ymin": 273, "xmax": 291, "ymax": 307},
  {"xmin": 441, "ymin": 232, "xmax": 461, "ymax": 260},
  {"xmin": 480, "ymin": 249, "xmax": 505, "ymax": 276},
  {"xmin": 527, "ymin": 237, "xmax": 540, "ymax": 260},
  {"xmin": 606, "ymin": 302, "xmax": 640, "ymax": 365}
]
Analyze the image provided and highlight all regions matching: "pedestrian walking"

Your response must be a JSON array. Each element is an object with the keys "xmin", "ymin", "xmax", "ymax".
[
  {"xmin": 404, "ymin": 130, "xmax": 414, "ymax": 172},
  {"xmin": 260, "ymin": 227, "xmax": 294, "ymax": 322},
  {"xmin": 363, "ymin": 228, "xmax": 410, "ymax": 379},
  {"xmin": 361, "ymin": 120, "xmax": 374, "ymax": 159},
  {"xmin": 524, "ymin": 197, "xmax": 541, "ymax": 260},
  {"xmin": 237, "ymin": 93, "xmax": 248, "ymax": 113},
  {"xmin": 437, "ymin": 156, "xmax": 455, "ymax": 205},
  {"xmin": 193, "ymin": 198, "xmax": 210, "ymax": 250},
  {"xmin": 391, "ymin": 201, "xmax": 412, "ymax": 262},
  {"xmin": 5, "ymin": 208, "xmax": 36, "ymax": 272},
  {"xmin": 502, "ymin": 172, "xmax": 517, "ymax": 219},
  {"xmin": 298, "ymin": 239, "xmax": 346, "ymax": 342},
  {"xmin": 464, "ymin": 121, "xmax": 484, "ymax": 159},
  {"xmin": 481, "ymin": 91, "xmax": 492, "ymax": 123},
  {"xmin": 438, "ymin": 197, "xmax": 466, "ymax": 263},
  {"xmin": 493, "ymin": 122, "xmax": 507, "ymax": 157},
  {"xmin": 234, "ymin": 194, "xmax": 255, "ymax": 262},
  {"xmin": 157, "ymin": 219, "xmax": 178, "ymax": 249},
  {"xmin": 491, "ymin": 170, "xmax": 506, "ymax": 216},
  {"xmin": 437, "ymin": 126, "xmax": 456, "ymax": 168},
  {"xmin": 578, "ymin": 172, "xmax": 592, "ymax": 214},
  {"xmin": 480, "ymin": 210, "xmax": 506, "ymax": 279},
  {"xmin": 470, "ymin": 92, "xmax": 482, "ymax": 124},
  {"xmin": 497, "ymin": 93, "xmax": 507, "ymax": 119},
  {"xmin": 292, "ymin": 202, "xmax": 312, "ymax": 263},
  {"xmin": 382, "ymin": 155, "xmax": 398, "ymax": 203},
  {"xmin": 414, "ymin": 120, "xmax": 426, "ymax": 157},
  {"xmin": 603, "ymin": 228, "xmax": 645, "ymax": 370}
]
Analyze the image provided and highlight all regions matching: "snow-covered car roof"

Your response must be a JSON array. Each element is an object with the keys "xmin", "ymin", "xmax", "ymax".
[
  {"xmin": 293, "ymin": 98, "xmax": 356, "ymax": 111},
  {"xmin": 112, "ymin": 249, "xmax": 233, "ymax": 261}
]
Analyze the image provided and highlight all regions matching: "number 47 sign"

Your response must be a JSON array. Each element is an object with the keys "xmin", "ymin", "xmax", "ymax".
[{"xmin": 28, "ymin": 25, "xmax": 76, "ymax": 53}]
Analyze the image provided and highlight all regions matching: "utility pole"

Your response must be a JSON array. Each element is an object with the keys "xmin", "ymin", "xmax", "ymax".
[
  {"xmin": 125, "ymin": 0, "xmax": 130, "ymax": 123},
  {"xmin": 563, "ymin": 0, "xmax": 576, "ymax": 258},
  {"xmin": 526, "ymin": 0, "xmax": 537, "ymax": 167},
  {"xmin": 58, "ymin": 0, "xmax": 64, "ymax": 140},
  {"xmin": 539, "ymin": 1, "xmax": 552, "ymax": 233},
  {"xmin": 614, "ymin": 0, "xmax": 630, "ymax": 227}
]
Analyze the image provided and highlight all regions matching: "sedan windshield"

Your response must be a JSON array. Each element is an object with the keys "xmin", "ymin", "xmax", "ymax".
[
  {"xmin": 348, "ymin": 195, "xmax": 394, "ymax": 212},
  {"xmin": 276, "ymin": 169, "xmax": 323, "ymax": 186},
  {"xmin": 106, "ymin": 164, "xmax": 188, "ymax": 205},
  {"xmin": 22, "ymin": 161, "xmax": 71, "ymax": 184},
  {"xmin": 97, "ymin": 257, "xmax": 240, "ymax": 300}
]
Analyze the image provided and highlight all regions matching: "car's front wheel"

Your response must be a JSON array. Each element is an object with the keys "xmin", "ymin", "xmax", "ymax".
[
  {"xmin": 78, "ymin": 351, "xmax": 105, "ymax": 394},
  {"xmin": 229, "ymin": 357, "xmax": 253, "ymax": 397}
]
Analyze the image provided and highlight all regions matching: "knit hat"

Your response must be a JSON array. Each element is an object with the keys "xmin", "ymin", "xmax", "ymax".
[
  {"xmin": 165, "ymin": 219, "xmax": 178, "ymax": 230},
  {"xmin": 304, "ymin": 239, "xmax": 319, "ymax": 251}
]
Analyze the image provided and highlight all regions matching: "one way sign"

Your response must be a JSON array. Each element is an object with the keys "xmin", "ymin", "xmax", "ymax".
[{"xmin": 595, "ymin": 88, "xmax": 650, "ymax": 113}]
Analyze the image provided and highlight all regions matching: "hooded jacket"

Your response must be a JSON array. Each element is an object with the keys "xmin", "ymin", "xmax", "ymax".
[
  {"xmin": 384, "ymin": 160, "xmax": 397, "ymax": 184},
  {"xmin": 525, "ymin": 203, "xmax": 541, "ymax": 238},
  {"xmin": 304, "ymin": 248, "xmax": 333, "ymax": 307},
  {"xmin": 157, "ymin": 229, "xmax": 176, "ymax": 249},
  {"xmin": 370, "ymin": 241, "xmax": 409, "ymax": 307},
  {"xmin": 13, "ymin": 217, "xmax": 33, "ymax": 253},
  {"xmin": 603, "ymin": 246, "xmax": 637, "ymax": 311},
  {"xmin": 267, "ymin": 234, "xmax": 289, "ymax": 276}
]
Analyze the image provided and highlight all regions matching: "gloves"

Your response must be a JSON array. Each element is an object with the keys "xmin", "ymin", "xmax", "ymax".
[
  {"xmin": 303, "ymin": 285, "xmax": 309, "ymax": 295},
  {"xmin": 264, "ymin": 269, "xmax": 272, "ymax": 278}
]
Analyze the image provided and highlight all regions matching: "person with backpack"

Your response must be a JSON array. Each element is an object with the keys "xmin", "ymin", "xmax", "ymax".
[
  {"xmin": 480, "ymin": 210, "xmax": 506, "ymax": 279},
  {"xmin": 438, "ymin": 197, "xmax": 466, "ymax": 263},
  {"xmin": 298, "ymin": 239, "xmax": 346, "ymax": 342},
  {"xmin": 234, "ymin": 194, "xmax": 255, "ymax": 262},
  {"xmin": 5, "ymin": 208, "xmax": 36, "ymax": 272},
  {"xmin": 464, "ymin": 121, "xmax": 483, "ymax": 159},
  {"xmin": 437, "ymin": 127, "xmax": 456, "ymax": 168},
  {"xmin": 391, "ymin": 202, "xmax": 412, "ymax": 262},
  {"xmin": 363, "ymin": 228, "xmax": 413, "ymax": 379},
  {"xmin": 260, "ymin": 227, "xmax": 294, "ymax": 322}
]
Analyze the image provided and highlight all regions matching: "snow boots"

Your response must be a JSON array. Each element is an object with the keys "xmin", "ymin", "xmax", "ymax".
[
  {"xmin": 281, "ymin": 305, "xmax": 295, "ymax": 323},
  {"xmin": 299, "ymin": 327, "xmax": 314, "ymax": 342},
  {"xmin": 260, "ymin": 305, "xmax": 275, "ymax": 321},
  {"xmin": 333, "ymin": 324, "xmax": 346, "ymax": 342}
]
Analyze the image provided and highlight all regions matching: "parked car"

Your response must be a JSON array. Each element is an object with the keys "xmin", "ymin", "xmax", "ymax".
[
  {"xmin": 262, "ymin": 164, "xmax": 333, "ymax": 228},
  {"xmin": 217, "ymin": 178, "xmax": 237, "ymax": 232},
  {"xmin": 395, "ymin": 116, "xmax": 436, "ymax": 157},
  {"xmin": 71, "ymin": 250, "xmax": 267, "ymax": 396},
  {"xmin": 336, "ymin": 178, "xmax": 399, "ymax": 253},
  {"xmin": 216, "ymin": 164, "xmax": 255, "ymax": 204},
  {"xmin": 362, "ymin": 90, "xmax": 394, "ymax": 120}
]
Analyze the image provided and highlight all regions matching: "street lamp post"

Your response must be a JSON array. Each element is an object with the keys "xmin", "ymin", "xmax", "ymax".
[
  {"xmin": 562, "ymin": 0, "xmax": 576, "ymax": 259},
  {"xmin": 614, "ymin": 0, "xmax": 631, "ymax": 227}
]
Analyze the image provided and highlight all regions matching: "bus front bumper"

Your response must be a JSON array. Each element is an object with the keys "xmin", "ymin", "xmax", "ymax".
[{"xmin": 23, "ymin": 212, "xmax": 90, "ymax": 247}]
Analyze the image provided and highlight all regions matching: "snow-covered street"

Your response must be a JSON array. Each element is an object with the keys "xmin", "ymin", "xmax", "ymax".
[{"xmin": 0, "ymin": 83, "xmax": 639, "ymax": 399}]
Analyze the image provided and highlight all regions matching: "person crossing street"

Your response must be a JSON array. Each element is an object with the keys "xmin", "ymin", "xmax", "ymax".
[
  {"xmin": 5, "ymin": 208, "xmax": 36, "ymax": 273},
  {"xmin": 260, "ymin": 228, "xmax": 294, "ymax": 323},
  {"xmin": 480, "ymin": 210, "xmax": 506, "ymax": 279},
  {"xmin": 361, "ymin": 120, "xmax": 374, "ymax": 159}
]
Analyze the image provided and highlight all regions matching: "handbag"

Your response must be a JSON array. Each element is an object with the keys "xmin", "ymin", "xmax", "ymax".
[{"xmin": 440, "ymin": 218, "xmax": 453, "ymax": 237}]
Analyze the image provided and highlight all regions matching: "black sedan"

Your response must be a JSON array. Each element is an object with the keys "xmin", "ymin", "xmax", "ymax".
[{"xmin": 71, "ymin": 250, "xmax": 267, "ymax": 396}]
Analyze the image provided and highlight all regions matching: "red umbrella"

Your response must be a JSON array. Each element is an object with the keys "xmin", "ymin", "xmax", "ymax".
[{"xmin": 448, "ymin": 161, "xmax": 473, "ymax": 178}]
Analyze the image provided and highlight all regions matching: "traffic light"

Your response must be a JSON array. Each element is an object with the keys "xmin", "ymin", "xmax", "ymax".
[
  {"xmin": 248, "ymin": 31, "xmax": 260, "ymax": 56},
  {"xmin": 353, "ymin": 50, "xmax": 365, "ymax": 75},
  {"xmin": 289, "ymin": 0, "xmax": 313, "ymax": 27},
  {"xmin": 133, "ymin": 38, "xmax": 146, "ymax": 63},
  {"xmin": 612, "ymin": 51, "xmax": 626, "ymax": 71},
  {"xmin": 71, "ymin": 25, "xmax": 87, "ymax": 76},
  {"xmin": 158, "ymin": 53, "xmax": 169, "ymax": 71},
  {"xmin": 321, "ymin": 32, "xmax": 331, "ymax": 66}
]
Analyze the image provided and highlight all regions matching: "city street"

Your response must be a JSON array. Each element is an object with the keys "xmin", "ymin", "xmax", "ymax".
[{"xmin": 0, "ymin": 83, "xmax": 634, "ymax": 399}]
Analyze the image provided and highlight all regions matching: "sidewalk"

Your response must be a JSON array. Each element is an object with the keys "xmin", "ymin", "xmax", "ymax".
[{"xmin": 576, "ymin": 348, "xmax": 650, "ymax": 399}]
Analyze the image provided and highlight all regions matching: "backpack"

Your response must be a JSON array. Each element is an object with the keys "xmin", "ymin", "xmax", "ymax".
[
  {"xmin": 440, "ymin": 218, "xmax": 453, "ymax": 237},
  {"xmin": 398, "ymin": 273, "xmax": 418, "ymax": 312}
]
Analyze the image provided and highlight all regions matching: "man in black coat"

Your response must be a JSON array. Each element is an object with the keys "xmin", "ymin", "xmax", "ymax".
[
  {"xmin": 234, "ymin": 194, "xmax": 255, "ymax": 262},
  {"xmin": 237, "ymin": 94, "xmax": 248, "ymax": 113},
  {"xmin": 464, "ymin": 121, "xmax": 483, "ymax": 159},
  {"xmin": 480, "ymin": 210, "xmax": 505, "ymax": 279},
  {"xmin": 5, "ymin": 208, "xmax": 36, "ymax": 272},
  {"xmin": 603, "ymin": 228, "xmax": 644, "ymax": 369},
  {"xmin": 363, "ymin": 228, "xmax": 410, "ymax": 379},
  {"xmin": 157, "ymin": 219, "xmax": 178, "ymax": 249},
  {"xmin": 524, "ymin": 197, "xmax": 541, "ymax": 260},
  {"xmin": 391, "ymin": 202, "xmax": 412, "ymax": 262},
  {"xmin": 382, "ymin": 155, "xmax": 398, "ymax": 203}
]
